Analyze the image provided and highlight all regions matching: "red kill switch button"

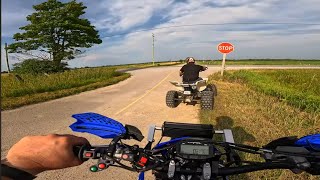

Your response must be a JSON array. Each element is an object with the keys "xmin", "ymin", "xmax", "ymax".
[
  {"xmin": 98, "ymin": 163, "xmax": 106, "ymax": 169},
  {"xmin": 140, "ymin": 157, "xmax": 148, "ymax": 164}
]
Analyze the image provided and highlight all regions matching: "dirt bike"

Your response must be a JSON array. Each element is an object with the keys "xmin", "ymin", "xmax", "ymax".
[
  {"xmin": 166, "ymin": 77, "xmax": 217, "ymax": 110},
  {"xmin": 71, "ymin": 112, "xmax": 320, "ymax": 180}
]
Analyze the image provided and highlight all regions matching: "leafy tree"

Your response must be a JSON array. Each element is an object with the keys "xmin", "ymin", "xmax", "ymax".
[
  {"xmin": 8, "ymin": 0, "xmax": 102, "ymax": 67},
  {"xmin": 13, "ymin": 59, "xmax": 69, "ymax": 74}
]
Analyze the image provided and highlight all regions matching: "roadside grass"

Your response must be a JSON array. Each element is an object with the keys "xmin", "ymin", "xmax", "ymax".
[
  {"xmin": 1, "ymin": 68, "xmax": 130, "ymax": 110},
  {"xmin": 198, "ymin": 59, "xmax": 320, "ymax": 66},
  {"xmin": 219, "ymin": 70, "xmax": 320, "ymax": 112},
  {"xmin": 1, "ymin": 61, "xmax": 182, "ymax": 110},
  {"xmin": 200, "ymin": 71, "xmax": 319, "ymax": 179}
]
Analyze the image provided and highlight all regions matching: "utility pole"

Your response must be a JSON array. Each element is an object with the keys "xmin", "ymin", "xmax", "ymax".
[
  {"xmin": 5, "ymin": 43, "xmax": 11, "ymax": 73},
  {"xmin": 152, "ymin": 33, "xmax": 155, "ymax": 66}
]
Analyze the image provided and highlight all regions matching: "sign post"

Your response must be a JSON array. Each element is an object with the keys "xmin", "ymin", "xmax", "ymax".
[
  {"xmin": 221, "ymin": 53, "xmax": 227, "ymax": 76},
  {"xmin": 5, "ymin": 43, "xmax": 11, "ymax": 73},
  {"xmin": 217, "ymin": 42, "xmax": 234, "ymax": 76}
]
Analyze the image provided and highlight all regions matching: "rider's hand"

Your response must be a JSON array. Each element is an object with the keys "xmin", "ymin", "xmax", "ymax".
[{"xmin": 3, "ymin": 134, "xmax": 89, "ymax": 175}]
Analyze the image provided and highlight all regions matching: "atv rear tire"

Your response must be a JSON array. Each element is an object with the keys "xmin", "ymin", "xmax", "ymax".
[
  {"xmin": 206, "ymin": 84, "xmax": 217, "ymax": 96},
  {"xmin": 166, "ymin": 91, "xmax": 179, "ymax": 108},
  {"xmin": 200, "ymin": 91, "xmax": 214, "ymax": 110}
]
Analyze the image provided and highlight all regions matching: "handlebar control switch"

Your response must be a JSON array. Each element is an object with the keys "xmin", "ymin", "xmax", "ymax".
[
  {"xmin": 90, "ymin": 165, "xmax": 98, "ymax": 172},
  {"xmin": 122, "ymin": 153, "xmax": 134, "ymax": 162},
  {"xmin": 95, "ymin": 158, "xmax": 113, "ymax": 171},
  {"xmin": 202, "ymin": 163, "xmax": 211, "ymax": 180},
  {"xmin": 85, "ymin": 152, "xmax": 94, "ymax": 158},
  {"xmin": 137, "ymin": 155, "xmax": 148, "ymax": 167},
  {"xmin": 167, "ymin": 160, "xmax": 176, "ymax": 179},
  {"xmin": 98, "ymin": 163, "xmax": 106, "ymax": 169}
]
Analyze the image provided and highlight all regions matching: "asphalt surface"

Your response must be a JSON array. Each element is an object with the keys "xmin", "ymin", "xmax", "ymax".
[{"xmin": 2, "ymin": 65, "xmax": 320, "ymax": 179}]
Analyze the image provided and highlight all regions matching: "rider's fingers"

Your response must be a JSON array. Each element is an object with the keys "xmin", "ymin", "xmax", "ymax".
[{"xmin": 57, "ymin": 134, "xmax": 90, "ymax": 146}]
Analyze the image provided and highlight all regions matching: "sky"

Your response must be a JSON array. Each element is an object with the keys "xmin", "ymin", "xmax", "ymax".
[{"xmin": 1, "ymin": 0, "xmax": 320, "ymax": 70}]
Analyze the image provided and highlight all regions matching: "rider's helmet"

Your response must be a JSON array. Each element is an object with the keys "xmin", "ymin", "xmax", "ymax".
[{"xmin": 185, "ymin": 57, "xmax": 195, "ymax": 63}]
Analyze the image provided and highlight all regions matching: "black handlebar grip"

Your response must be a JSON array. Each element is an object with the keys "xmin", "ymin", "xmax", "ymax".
[{"xmin": 73, "ymin": 145, "xmax": 91, "ymax": 162}]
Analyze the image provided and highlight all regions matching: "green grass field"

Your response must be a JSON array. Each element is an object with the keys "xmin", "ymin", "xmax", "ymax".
[
  {"xmin": 1, "ymin": 61, "xmax": 182, "ymax": 110},
  {"xmin": 200, "ymin": 69, "xmax": 320, "ymax": 179},
  {"xmin": 1, "ymin": 67, "xmax": 130, "ymax": 110},
  {"xmin": 198, "ymin": 59, "xmax": 320, "ymax": 66},
  {"xmin": 216, "ymin": 69, "xmax": 320, "ymax": 112}
]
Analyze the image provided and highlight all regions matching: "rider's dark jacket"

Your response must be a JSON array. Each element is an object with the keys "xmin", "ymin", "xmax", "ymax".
[{"xmin": 180, "ymin": 63, "xmax": 206, "ymax": 82}]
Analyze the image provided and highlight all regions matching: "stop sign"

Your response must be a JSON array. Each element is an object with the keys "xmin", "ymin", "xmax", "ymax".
[{"xmin": 217, "ymin": 42, "xmax": 234, "ymax": 54}]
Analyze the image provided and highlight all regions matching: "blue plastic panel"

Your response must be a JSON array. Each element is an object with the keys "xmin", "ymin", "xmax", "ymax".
[
  {"xmin": 138, "ymin": 172, "xmax": 144, "ymax": 180},
  {"xmin": 70, "ymin": 112, "xmax": 126, "ymax": 139},
  {"xmin": 295, "ymin": 134, "xmax": 320, "ymax": 151}
]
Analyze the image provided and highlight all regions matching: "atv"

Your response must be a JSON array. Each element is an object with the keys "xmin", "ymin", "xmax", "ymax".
[{"xmin": 166, "ymin": 78, "xmax": 217, "ymax": 110}]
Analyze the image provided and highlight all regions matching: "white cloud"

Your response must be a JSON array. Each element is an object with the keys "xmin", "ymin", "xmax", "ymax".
[
  {"xmin": 92, "ymin": 0, "xmax": 174, "ymax": 32},
  {"xmin": 2, "ymin": 0, "xmax": 320, "ymax": 69}
]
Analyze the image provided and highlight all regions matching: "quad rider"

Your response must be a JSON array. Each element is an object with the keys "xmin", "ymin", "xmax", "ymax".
[{"xmin": 179, "ymin": 57, "xmax": 208, "ymax": 83}]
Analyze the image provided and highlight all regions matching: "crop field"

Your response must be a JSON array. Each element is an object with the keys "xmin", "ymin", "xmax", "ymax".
[
  {"xmin": 200, "ymin": 69, "xmax": 320, "ymax": 179},
  {"xmin": 198, "ymin": 59, "xmax": 320, "ymax": 66}
]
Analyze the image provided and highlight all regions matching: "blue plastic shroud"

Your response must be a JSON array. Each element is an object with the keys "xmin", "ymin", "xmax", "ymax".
[
  {"xmin": 154, "ymin": 137, "xmax": 189, "ymax": 149},
  {"xmin": 70, "ymin": 112, "xmax": 126, "ymax": 139},
  {"xmin": 138, "ymin": 172, "xmax": 144, "ymax": 180},
  {"xmin": 295, "ymin": 134, "xmax": 320, "ymax": 151}
]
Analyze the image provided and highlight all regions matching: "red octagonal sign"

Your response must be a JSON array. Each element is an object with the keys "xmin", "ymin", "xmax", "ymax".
[{"xmin": 217, "ymin": 42, "xmax": 234, "ymax": 54}]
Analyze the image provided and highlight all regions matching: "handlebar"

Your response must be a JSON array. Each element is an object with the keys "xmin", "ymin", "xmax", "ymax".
[
  {"xmin": 157, "ymin": 162, "xmax": 296, "ymax": 176},
  {"xmin": 217, "ymin": 163, "xmax": 296, "ymax": 176},
  {"xmin": 73, "ymin": 143, "xmax": 318, "ymax": 176}
]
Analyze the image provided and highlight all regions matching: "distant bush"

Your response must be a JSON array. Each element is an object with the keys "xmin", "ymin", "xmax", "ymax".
[{"xmin": 13, "ymin": 59, "xmax": 69, "ymax": 74}]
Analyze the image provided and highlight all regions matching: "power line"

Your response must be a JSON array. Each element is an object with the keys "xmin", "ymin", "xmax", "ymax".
[{"xmin": 101, "ymin": 22, "xmax": 320, "ymax": 38}]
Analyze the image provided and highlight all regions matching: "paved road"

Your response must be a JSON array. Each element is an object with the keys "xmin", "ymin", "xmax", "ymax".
[{"xmin": 2, "ymin": 65, "xmax": 319, "ymax": 180}]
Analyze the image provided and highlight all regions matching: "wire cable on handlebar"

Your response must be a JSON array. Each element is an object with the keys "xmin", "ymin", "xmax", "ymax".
[
  {"xmin": 216, "ymin": 142, "xmax": 261, "ymax": 151},
  {"xmin": 229, "ymin": 145, "xmax": 263, "ymax": 155},
  {"xmin": 217, "ymin": 162, "xmax": 296, "ymax": 176},
  {"xmin": 107, "ymin": 156, "xmax": 137, "ymax": 171},
  {"xmin": 155, "ymin": 136, "xmax": 163, "ymax": 147},
  {"xmin": 218, "ymin": 141, "xmax": 320, "ymax": 158},
  {"xmin": 151, "ymin": 143, "xmax": 177, "ymax": 153}
]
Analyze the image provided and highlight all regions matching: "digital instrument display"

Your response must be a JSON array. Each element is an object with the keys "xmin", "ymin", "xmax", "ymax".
[{"xmin": 180, "ymin": 144, "xmax": 210, "ymax": 155}]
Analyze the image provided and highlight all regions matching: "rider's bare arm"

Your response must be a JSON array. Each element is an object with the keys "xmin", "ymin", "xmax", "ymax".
[
  {"xmin": 202, "ymin": 65, "xmax": 208, "ymax": 71},
  {"xmin": 179, "ymin": 71, "xmax": 184, "ymax": 76},
  {"xmin": 1, "ymin": 134, "xmax": 89, "ymax": 179},
  {"xmin": 180, "ymin": 66, "xmax": 185, "ymax": 77}
]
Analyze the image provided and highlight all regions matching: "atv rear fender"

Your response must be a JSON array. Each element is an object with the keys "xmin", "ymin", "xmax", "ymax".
[{"xmin": 169, "ymin": 78, "xmax": 208, "ymax": 92}]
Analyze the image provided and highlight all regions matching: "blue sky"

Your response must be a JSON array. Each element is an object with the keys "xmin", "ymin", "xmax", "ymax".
[{"xmin": 1, "ymin": 0, "xmax": 320, "ymax": 70}]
